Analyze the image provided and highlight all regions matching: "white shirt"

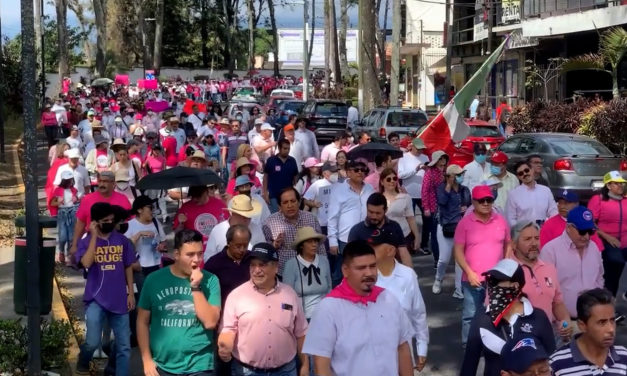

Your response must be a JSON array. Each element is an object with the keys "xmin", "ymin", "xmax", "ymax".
[
  {"xmin": 53, "ymin": 164, "xmax": 90, "ymax": 198},
  {"xmin": 295, "ymin": 128, "xmax": 320, "ymax": 159},
  {"xmin": 289, "ymin": 139, "xmax": 306, "ymax": 171},
  {"xmin": 160, "ymin": 127, "xmax": 187, "ymax": 153},
  {"xmin": 397, "ymin": 152, "xmax": 429, "ymax": 199},
  {"xmin": 124, "ymin": 218, "xmax": 165, "ymax": 268},
  {"xmin": 303, "ymin": 289, "xmax": 413, "ymax": 376},
  {"xmin": 250, "ymin": 193, "xmax": 271, "ymax": 226},
  {"xmin": 203, "ymin": 220, "xmax": 266, "ymax": 262},
  {"xmin": 66, "ymin": 136, "xmax": 82, "ymax": 151},
  {"xmin": 505, "ymin": 183, "xmax": 558, "ymax": 226},
  {"xmin": 327, "ymin": 180, "xmax": 375, "ymax": 247},
  {"xmin": 347, "ymin": 106, "xmax": 359, "ymax": 127},
  {"xmin": 462, "ymin": 160, "xmax": 492, "ymax": 190},
  {"xmin": 189, "ymin": 112, "xmax": 205, "ymax": 131},
  {"xmin": 303, "ymin": 178, "xmax": 334, "ymax": 226},
  {"xmin": 376, "ymin": 261, "xmax": 429, "ymax": 357},
  {"xmin": 320, "ymin": 142, "xmax": 341, "ymax": 165},
  {"xmin": 196, "ymin": 125, "xmax": 216, "ymax": 140}
]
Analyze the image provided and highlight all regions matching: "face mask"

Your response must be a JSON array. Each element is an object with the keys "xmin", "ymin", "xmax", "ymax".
[
  {"xmin": 487, "ymin": 284, "xmax": 521, "ymax": 325},
  {"xmin": 455, "ymin": 175, "xmax": 464, "ymax": 184},
  {"xmin": 329, "ymin": 173, "xmax": 339, "ymax": 183},
  {"xmin": 490, "ymin": 165, "xmax": 501, "ymax": 175},
  {"xmin": 118, "ymin": 223, "xmax": 129, "ymax": 234},
  {"xmin": 348, "ymin": 137, "xmax": 354, "ymax": 144},
  {"xmin": 475, "ymin": 154, "xmax": 487, "ymax": 164},
  {"xmin": 99, "ymin": 222, "xmax": 116, "ymax": 234}
]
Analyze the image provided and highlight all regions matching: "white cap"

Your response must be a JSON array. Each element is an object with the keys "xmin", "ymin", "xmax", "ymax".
[
  {"xmin": 64, "ymin": 148, "xmax": 81, "ymax": 159},
  {"xmin": 260, "ymin": 123, "xmax": 275, "ymax": 131},
  {"xmin": 60, "ymin": 170, "xmax": 74, "ymax": 180}
]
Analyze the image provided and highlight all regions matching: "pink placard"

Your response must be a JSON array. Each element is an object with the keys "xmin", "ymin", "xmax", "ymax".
[
  {"xmin": 144, "ymin": 79, "xmax": 158, "ymax": 90},
  {"xmin": 115, "ymin": 74, "xmax": 129, "ymax": 85},
  {"xmin": 144, "ymin": 100, "xmax": 171, "ymax": 113}
]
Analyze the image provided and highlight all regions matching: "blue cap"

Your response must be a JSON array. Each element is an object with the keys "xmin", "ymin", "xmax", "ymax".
[
  {"xmin": 235, "ymin": 175, "xmax": 252, "ymax": 188},
  {"xmin": 567, "ymin": 205, "xmax": 595, "ymax": 231},
  {"xmin": 249, "ymin": 242, "xmax": 279, "ymax": 263},
  {"xmin": 500, "ymin": 336, "xmax": 549, "ymax": 373},
  {"xmin": 556, "ymin": 189, "xmax": 579, "ymax": 203}
]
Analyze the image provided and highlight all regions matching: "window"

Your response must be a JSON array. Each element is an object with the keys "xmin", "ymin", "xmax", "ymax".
[
  {"xmin": 385, "ymin": 111, "xmax": 428, "ymax": 127},
  {"xmin": 469, "ymin": 126, "xmax": 501, "ymax": 137},
  {"xmin": 499, "ymin": 138, "xmax": 521, "ymax": 153},
  {"xmin": 368, "ymin": 111, "xmax": 384, "ymax": 127},
  {"xmin": 548, "ymin": 139, "xmax": 613, "ymax": 156},
  {"xmin": 518, "ymin": 138, "xmax": 538, "ymax": 154},
  {"xmin": 314, "ymin": 103, "xmax": 348, "ymax": 116}
]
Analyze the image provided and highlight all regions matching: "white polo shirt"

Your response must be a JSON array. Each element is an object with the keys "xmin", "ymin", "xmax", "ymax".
[
  {"xmin": 203, "ymin": 219, "xmax": 266, "ymax": 262},
  {"xmin": 303, "ymin": 289, "xmax": 413, "ymax": 376}
]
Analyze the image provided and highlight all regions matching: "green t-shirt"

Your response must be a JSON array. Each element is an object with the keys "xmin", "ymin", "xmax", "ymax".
[{"xmin": 138, "ymin": 266, "xmax": 221, "ymax": 374}]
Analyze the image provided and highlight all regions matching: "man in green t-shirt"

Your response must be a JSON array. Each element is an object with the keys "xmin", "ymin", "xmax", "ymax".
[{"xmin": 137, "ymin": 229, "xmax": 221, "ymax": 376}]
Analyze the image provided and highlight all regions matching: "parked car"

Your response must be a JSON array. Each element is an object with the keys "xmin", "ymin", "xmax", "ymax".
[
  {"xmin": 275, "ymin": 100, "xmax": 306, "ymax": 126},
  {"xmin": 495, "ymin": 133, "xmax": 627, "ymax": 201},
  {"xmin": 353, "ymin": 107, "xmax": 429, "ymax": 142},
  {"xmin": 449, "ymin": 119, "xmax": 505, "ymax": 167},
  {"xmin": 224, "ymin": 101, "xmax": 262, "ymax": 120},
  {"xmin": 263, "ymin": 96, "xmax": 292, "ymax": 114},
  {"xmin": 301, "ymin": 99, "xmax": 349, "ymax": 143},
  {"xmin": 270, "ymin": 89, "xmax": 295, "ymax": 98}
]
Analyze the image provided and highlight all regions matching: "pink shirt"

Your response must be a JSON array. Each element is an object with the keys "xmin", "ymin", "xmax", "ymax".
[
  {"xmin": 587, "ymin": 195, "xmax": 627, "ymax": 248},
  {"xmin": 454, "ymin": 211, "xmax": 510, "ymax": 282},
  {"xmin": 539, "ymin": 214, "xmax": 604, "ymax": 251},
  {"xmin": 364, "ymin": 170, "xmax": 381, "ymax": 190},
  {"xmin": 144, "ymin": 155, "xmax": 165, "ymax": 174},
  {"xmin": 76, "ymin": 191, "xmax": 132, "ymax": 228},
  {"xmin": 540, "ymin": 231, "xmax": 604, "ymax": 318},
  {"xmin": 511, "ymin": 255, "xmax": 563, "ymax": 323},
  {"xmin": 173, "ymin": 197, "xmax": 229, "ymax": 243},
  {"xmin": 221, "ymin": 281, "xmax": 308, "ymax": 369}
]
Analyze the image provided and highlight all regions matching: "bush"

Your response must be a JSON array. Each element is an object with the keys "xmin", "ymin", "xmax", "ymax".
[
  {"xmin": 590, "ymin": 98, "xmax": 627, "ymax": 154},
  {"xmin": 0, "ymin": 319, "xmax": 72, "ymax": 373},
  {"xmin": 343, "ymin": 87, "xmax": 357, "ymax": 100}
]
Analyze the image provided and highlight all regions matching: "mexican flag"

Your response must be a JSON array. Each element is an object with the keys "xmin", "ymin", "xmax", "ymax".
[{"xmin": 418, "ymin": 35, "xmax": 511, "ymax": 154}]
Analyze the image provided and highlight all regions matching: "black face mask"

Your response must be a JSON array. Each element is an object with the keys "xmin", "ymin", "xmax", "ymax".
[
  {"xmin": 99, "ymin": 222, "xmax": 116, "ymax": 234},
  {"xmin": 118, "ymin": 223, "xmax": 129, "ymax": 234}
]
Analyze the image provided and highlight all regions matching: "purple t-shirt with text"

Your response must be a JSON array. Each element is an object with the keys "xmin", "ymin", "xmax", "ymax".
[{"xmin": 77, "ymin": 231, "xmax": 136, "ymax": 314}]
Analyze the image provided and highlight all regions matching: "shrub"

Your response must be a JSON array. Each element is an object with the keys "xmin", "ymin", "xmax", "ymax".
[{"xmin": 591, "ymin": 98, "xmax": 627, "ymax": 154}]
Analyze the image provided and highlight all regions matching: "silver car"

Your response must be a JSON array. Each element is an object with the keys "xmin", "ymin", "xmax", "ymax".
[
  {"xmin": 496, "ymin": 133, "xmax": 627, "ymax": 201},
  {"xmin": 353, "ymin": 107, "xmax": 428, "ymax": 142}
]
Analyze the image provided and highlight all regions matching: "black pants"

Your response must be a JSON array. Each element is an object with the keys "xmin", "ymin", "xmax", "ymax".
[
  {"xmin": 44, "ymin": 126, "xmax": 58, "ymax": 148},
  {"xmin": 602, "ymin": 240, "xmax": 626, "ymax": 296},
  {"xmin": 413, "ymin": 199, "xmax": 431, "ymax": 251}
]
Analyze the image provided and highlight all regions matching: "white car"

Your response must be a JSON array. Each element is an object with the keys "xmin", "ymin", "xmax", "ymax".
[{"xmin": 270, "ymin": 89, "xmax": 295, "ymax": 98}]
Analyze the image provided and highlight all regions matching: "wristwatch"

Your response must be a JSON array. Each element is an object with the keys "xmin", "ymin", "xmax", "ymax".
[{"xmin": 191, "ymin": 286, "xmax": 202, "ymax": 292}]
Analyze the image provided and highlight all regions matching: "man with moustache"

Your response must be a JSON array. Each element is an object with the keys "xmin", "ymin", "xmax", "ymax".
[
  {"xmin": 510, "ymin": 221, "xmax": 573, "ymax": 344},
  {"xmin": 137, "ymin": 229, "xmax": 221, "ymax": 376},
  {"xmin": 550, "ymin": 288, "xmax": 627, "ymax": 374},
  {"xmin": 217, "ymin": 242, "xmax": 309, "ymax": 376},
  {"xmin": 505, "ymin": 161, "xmax": 558, "ymax": 227},
  {"xmin": 303, "ymin": 240, "xmax": 414, "ymax": 376}
]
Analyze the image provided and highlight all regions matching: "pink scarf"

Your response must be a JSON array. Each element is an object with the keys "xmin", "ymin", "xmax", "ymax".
[{"xmin": 326, "ymin": 278, "xmax": 384, "ymax": 305}]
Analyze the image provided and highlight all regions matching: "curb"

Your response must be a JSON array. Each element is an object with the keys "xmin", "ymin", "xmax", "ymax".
[{"xmin": 51, "ymin": 276, "xmax": 79, "ymax": 376}]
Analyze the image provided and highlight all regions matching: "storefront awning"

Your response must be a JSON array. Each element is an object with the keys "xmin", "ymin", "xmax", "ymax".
[{"xmin": 400, "ymin": 43, "xmax": 430, "ymax": 56}]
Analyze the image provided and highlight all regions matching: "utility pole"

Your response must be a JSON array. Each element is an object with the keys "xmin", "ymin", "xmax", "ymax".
[
  {"xmin": 40, "ymin": 0, "xmax": 46, "ymax": 105},
  {"xmin": 0, "ymin": 2, "xmax": 5, "ymax": 164},
  {"xmin": 390, "ymin": 0, "xmax": 401, "ymax": 106},
  {"xmin": 21, "ymin": 0, "xmax": 42, "ymax": 374},
  {"xmin": 444, "ymin": 0, "xmax": 452, "ymax": 102},
  {"xmin": 303, "ymin": 0, "xmax": 309, "ymax": 102}
]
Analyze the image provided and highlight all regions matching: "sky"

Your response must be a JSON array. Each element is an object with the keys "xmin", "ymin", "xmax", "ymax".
[{"xmin": 0, "ymin": 0, "xmax": 369, "ymax": 39}]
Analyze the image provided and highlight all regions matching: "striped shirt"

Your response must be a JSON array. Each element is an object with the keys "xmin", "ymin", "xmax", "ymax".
[{"xmin": 550, "ymin": 338, "xmax": 627, "ymax": 376}]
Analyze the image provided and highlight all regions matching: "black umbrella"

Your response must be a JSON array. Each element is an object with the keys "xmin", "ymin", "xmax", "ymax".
[
  {"xmin": 136, "ymin": 166, "xmax": 224, "ymax": 191},
  {"xmin": 347, "ymin": 142, "xmax": 403, "ymax": 162}
]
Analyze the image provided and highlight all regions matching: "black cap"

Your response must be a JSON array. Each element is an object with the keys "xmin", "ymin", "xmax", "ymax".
[
  {"xmin": 249, "ymin": 242, "xmax": 279, "ymax": 263},
  {"xmin": 500, "ymin": 336, "xmax": 549, "ymax": 373},
  {"xmin": 132, "ymin": 195, "xmax": 156, "ymax": 214}
]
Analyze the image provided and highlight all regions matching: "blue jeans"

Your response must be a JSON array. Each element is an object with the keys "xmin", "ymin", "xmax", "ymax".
[
  {"xmin": 57, "ymin": 205, "xmax": 78, "ymax": 256},
  {"xmin": 231, "ymin": 358, "xmax": 296, "ymax": 376},
  {"xmin": 77, "ymin": 302, "xmax": 130, "ymax": 376},
  {"xmin": 330, "ymin": 241, "xmax": 347, "ymax": 288},
  {"xmin": 269, "ymin": 198, "xmax": 279, "ymax": 214},
  {"xmin": 461, "ymin": 281, "xmax": 485, "ymax": 345}
]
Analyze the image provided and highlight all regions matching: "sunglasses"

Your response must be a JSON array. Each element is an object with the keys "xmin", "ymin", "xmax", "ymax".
[
  {"xmin": 385, "ymin": 176, "xmax": 398, "ymax": 182},
  {"xmin": 476, "ymin": 197, "xmax": 495, "ymax": 204},
  {"xmin": 517, "ymin": 168, "xmax": 531, "ymax": 177},
  {"xmin": 351, "ymin": 168, "xmax": 366, "ymax": 173},
  {"xmin": 574, "ymin": 227, "xmax": 595, "ymax": 236}
]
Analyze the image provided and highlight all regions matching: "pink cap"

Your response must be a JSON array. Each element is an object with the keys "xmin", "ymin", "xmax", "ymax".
[
  {"xmin": 135, "ymin": 114, "xmax": 143, "ymax": 120},
  {"xmin": 472, "ymin": 185, "xmax": 494, "ymax": 200},
  {"xmin": 303, "ymin": 157, "xmax": 322, "ymax": 168}
]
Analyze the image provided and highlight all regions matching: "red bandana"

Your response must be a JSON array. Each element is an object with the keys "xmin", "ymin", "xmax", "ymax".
[{"xmin": 326, "ymin": 278, "xmax": 384, "ymax": 305}]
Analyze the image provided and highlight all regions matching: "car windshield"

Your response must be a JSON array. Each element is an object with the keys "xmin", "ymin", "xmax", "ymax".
[
  {"xmin": 548, "ymin": 138, "xmax": 614, "ymax": 156},
  {"xmin": 386, "ymin": 112, "xmax": 428, "ymax": 127},
  {"xmin": 469, "ymin": 126, "xmax": 501, "ymax": 137},
  {"xmin": 284, "ymin": 102, "xmax": 305, "ymax": 112},
  {"xmin": 315, "ymin": 103, "xmax": 348, "ymax": 116}
]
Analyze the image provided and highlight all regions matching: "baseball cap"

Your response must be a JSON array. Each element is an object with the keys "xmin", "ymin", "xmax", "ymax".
[
  {"xmin": 249, "ymin": 242, "xmax": 279, "ymax": 263},
  {"xmin": 482, "ymin": 258, "xmax": 525, "ymax": 287},
  {"xmin": 133, "ymin": 127, "xmax": 145, "ymax": 136},
  {"xmin": 490, "ymin": 151, "xmax": 508, "ymax": 164},
  {"xmin": 603, "ymin": 170, "xmax": 627, "ymax": 185},
  {"xmin": 132, "ymin": 195, "xmax": 156, "ymax": 214},
  {"xmin": 412, "ymin": 138, "xmax": 426, "ymax": 149},
  {"xmin": 64, "ymin": 148, "xmax": 81, "ymax": 159},
  {"xmin": 87, "ymin": 110, "xmax": 95, "ymax": 116},
  {"xmin": 472, "ymin": 185, "xmax": 494, "ymax": 200},
  {"xmin": 556, "ymin": 189, "xmax": 579, "ymax": 203},
  {"xmin": 60, "ymin": 170, "xmax": 74, "ymax": 180},
  {"xmin": 500, "ymin": 336, "xmax": 549, "ymax": 374},
  {"xmin": 303, "ymin": 157, "xmax": 322, "ymax": 168},
  {"xmin": 135, "ymin": 114, "xmax": 143, "ymax": 120},
  {"xmin": 566, "ymin": 206, "xmax": 595, "ymax": 231},
  {"xmin": 235, "ymin": 175, "xmax": 253, "ymax": 188},
  {"xmin": 254, "ymin": 118, "xmax": 264, "ymax": 125},
  {"xmin": 283, "ymin": 124, "xmax": 295, "ymax": 132},
  {"xmin": 169, "ymin": 116, "xmax": 180, "ymax": 123},
  {"xmin": 446, "ymin": 164, "xmax": 464, "ymax": 175},
  {"xmin": 321, "ymin": 162, "xmax": 338, "ymax": 173},
  {"xmin": 94, "ymin": 135, "xmax": 108, "ymax": 146},
  {"xmin": 260, "ymin": 123, "xmax": 275, "ymax": 131},
  {"xmin": 114, "ymin": 116, "xmax": 123, "ymax": 122}
]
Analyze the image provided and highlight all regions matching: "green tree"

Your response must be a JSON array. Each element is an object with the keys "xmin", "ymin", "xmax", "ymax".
[{"xmin": 563, "ymin": 27, "xmax": 627, "ymax": 98}]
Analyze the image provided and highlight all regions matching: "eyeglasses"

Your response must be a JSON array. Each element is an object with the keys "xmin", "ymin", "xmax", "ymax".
[
  {"xmin": 385, "ymin": 176, "xmax": 398, "ymax": 182},
  {"xmin": 517, "ymin": 168, "xmax": 531, "ymax": 177},
  {"xmin": 351, "ymin": 168, "xmax": 366, "ymax": 173},
  {"xmin": 576, "ymin": 228, "xmax": 596, "ymax": 236},
  {"xmin": 476, "ymin": 197, "xmax": 494, "ymax": 204}
]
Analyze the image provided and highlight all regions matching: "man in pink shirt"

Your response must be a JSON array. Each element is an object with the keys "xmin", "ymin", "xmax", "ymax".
[
  {"xmin": 510, "ymin": 221, "xmax": 573, "ymax": 343},
  {"xmin": 218, "ymin": 242, "xmax": 308, "ymax": 375},
  {"xmin": 540, "ymin": 206, "xmax": 604, "ymax": 319},
  {"xmin": 69, "ymin": 171, "xmax": 132, "ymax": 257},
  {"xmin": 539, "ymin": 190, "xmax": 603, "ymax": 250},
  {"xmin": 364, "ymin": 152, "xmax": 392, "ymax": 189},
  {"xmin": 454, "ymin": 185, "xmax": 511, "ymax": 345}
]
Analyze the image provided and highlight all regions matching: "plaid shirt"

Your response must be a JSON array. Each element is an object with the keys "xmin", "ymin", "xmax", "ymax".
[{"xmin": 262, "ymin": 211, "xmax": 326, "ymax": 274}]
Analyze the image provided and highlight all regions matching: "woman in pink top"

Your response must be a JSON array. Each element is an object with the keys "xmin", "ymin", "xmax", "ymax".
[
  {"xmin": 42, "ymin": 104, "xmax": 60, "ymax": 148},
  {"xmin": 225, "ymin": 157, "xmax": 262, "ymax": 196},
  {"xmin": 587, "ymin": 171, "xmax": 627, "ymax": 298},
  {"xmin": 421, "ymin": 150, "xmax": 449, "ymax": 265}
]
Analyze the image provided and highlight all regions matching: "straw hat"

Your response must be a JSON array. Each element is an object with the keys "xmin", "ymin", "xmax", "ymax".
[
  {"xmin": 235, "ymin": 157, "xmax": 254, "ymax": 170},
  {"xmin": 190, "ymin": 150, "xmax": 207, "ymax": 161},
  {"xmin": 111, "ymin": 138, "xmax": 127, "ymax": 152},
  {"xmin": 291, "ymin": 226, "xmax": 326, "ymax": 250},
  {"xmin": 227, "ymin": 194, "xmax": 262, "ymax": 218}
]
